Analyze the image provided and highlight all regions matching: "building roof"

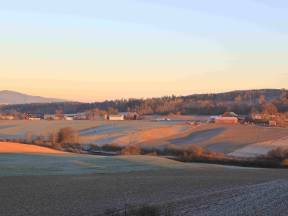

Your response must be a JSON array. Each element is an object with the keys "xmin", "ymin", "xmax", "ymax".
[
  {"xmin": 109, "ymin": 114, "xmax": 124, "ymax": 117},
  {"xmin": 222, "ymin": 112, "xmax": 238, "ymax": 117}
]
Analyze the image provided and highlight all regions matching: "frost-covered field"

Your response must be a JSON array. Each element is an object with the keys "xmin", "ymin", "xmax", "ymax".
[
  {"xmin": 1, "ymin": 139, "xmax": 288, "ymax": 215},
  {"xmin": 1, "ymin": 149, "xmax": 288, "ymax": 216},
  {"xmin": 0, "ymin": 151, "xmax": 190, "ymax": 176}
]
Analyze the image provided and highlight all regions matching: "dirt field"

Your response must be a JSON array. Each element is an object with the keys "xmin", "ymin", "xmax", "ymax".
[
  {"xmin": 1, "ymin": 149, "xmax": 288, "ymax": 216},
  {"xmin": 0, "ymin": 120, "xmax": 288, "ymax": 158}
]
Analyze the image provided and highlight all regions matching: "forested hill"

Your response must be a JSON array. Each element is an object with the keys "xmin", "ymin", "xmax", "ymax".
[{"xmin": 1, "ymin": 89, "xmax": 287, "ymax": 115}]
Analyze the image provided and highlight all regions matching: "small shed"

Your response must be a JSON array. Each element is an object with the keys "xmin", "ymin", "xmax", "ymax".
[
  {"xmin": 0, "ymin": 114, "xmax": 15, "ymax": 120},
  {"xmin": 105, "ymin": 112, "xmax": 140, "ymax": 121},
  {"xmin": 27, "ymin": 113, "xmax": 44, "ymax": 120},
  {"xmin": 269, "ymin": 120, "xmax": 277, "ymax": 127},
  {"xmin": 120, "ymin": 112, "xmax": 141, "ymax": 120},
  {"xmin": 64, "ymin": 115, "xmax": 74, "ymax": 121},
  {"xmin": 107, "ymin": 114, "xmax": 125, "ymax": 121},
  {"xmin": 222, "ymin": 112, "xmax": 238, "ymax": 118},
  {"xmin": 44, "ymin": 114, "xmax": 57, "ymax": 120},
  {"xmin": 213, "ymin": 116, "xmax": 238, "ymax": 124}
]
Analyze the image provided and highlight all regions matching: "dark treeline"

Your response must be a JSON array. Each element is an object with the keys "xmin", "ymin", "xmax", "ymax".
[{"xmin": 1, "ymin": 89, "xmax": 287, "ymax": 115}]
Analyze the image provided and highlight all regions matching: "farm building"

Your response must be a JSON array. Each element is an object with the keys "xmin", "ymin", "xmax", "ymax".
[
  {"xmin": 269, "ymin": 120, "xmax": 277, "ymax": 127},
  {"xmin": 250, "ymin": 113, "xmax": 282, "ymax": 126},
  {"xmin": 222, "ymin": 112, "xmax": 238, "ymax": 118},
  {"xmin": 44, "ymin": 114, "xmax": 57, "ymax": 120},
  {"xmin": 0, "ymin": 114, "xmax": 15, "ymax": 120},
  {"xmin": 73, "ymin": 113, "xmax": 87, "ymax": 120},
  {"xmin": 64, "ymin": 115, "xmax": 74, "ymax": 121},
  {"xmin": 105, "ymin": 112, "xmax": 141, "ymax": 121},
  {"xmin": 209, "ymin": 112, "xmax": 239, "ymax": 124},
  {"xmin": 214, "ymin": 116, "xmax": 238, "ymax": 124},
  {"xmin": 44, "ymin": 113, "xmax": 86, "ymax": 120},
  {"xmin": 26, "ymin": 113, "xmax": 44, "ymax": 120},
  {"xmin": 121, "ymin": 112, "xmax": 141, "ymax": 120},
  {"xmin": 106, "ymin": 114, "xmax": 125, "ymax": 121}
]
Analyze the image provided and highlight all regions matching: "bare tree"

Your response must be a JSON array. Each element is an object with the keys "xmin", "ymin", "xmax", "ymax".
[
  {"xmin": 57, "ymin": 127, "xmax": 79, "ymax": 144},
  {"xmin": 262, "ymin": 102, "xmax": 278, "ymax": 115}
]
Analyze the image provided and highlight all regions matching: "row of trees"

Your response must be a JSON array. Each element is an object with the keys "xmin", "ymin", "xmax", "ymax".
[
  {"xmin": 25, "ymin": 127, "xmax": 79, "ymax": 148},
  {"xmin": 1, "ymin": 89, "xmax": 287, "ymax": 116}
]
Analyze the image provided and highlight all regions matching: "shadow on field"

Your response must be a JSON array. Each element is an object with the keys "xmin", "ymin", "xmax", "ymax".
[
  {"xmin": 103, "ymin": 204, "xmax": 174, "ymax": 216},
  {"xmin": 170, "ymin": 127, "xmax": 226, "ymax": 145}
]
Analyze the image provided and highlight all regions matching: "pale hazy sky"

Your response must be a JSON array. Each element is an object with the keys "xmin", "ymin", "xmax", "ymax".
[{"xmin": 0, "ymin": 0, "xmax": 287, "ymax": 102}]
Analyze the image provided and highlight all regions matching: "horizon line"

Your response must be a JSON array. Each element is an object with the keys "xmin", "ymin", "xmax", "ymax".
[{"xmin": 1, "ymin": 88, "xmax": 286, "ymax": 104}]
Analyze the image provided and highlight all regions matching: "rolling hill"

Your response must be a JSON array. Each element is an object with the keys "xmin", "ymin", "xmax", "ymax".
[{"xmin": 0, "ymin": 90, "xmax": 65, "ymax": 105}]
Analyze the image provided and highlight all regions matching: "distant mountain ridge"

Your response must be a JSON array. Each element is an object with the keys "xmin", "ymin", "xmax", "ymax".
[{"xmin": 0, "ymin": 90, "xmax": 66, "ymax": 105}]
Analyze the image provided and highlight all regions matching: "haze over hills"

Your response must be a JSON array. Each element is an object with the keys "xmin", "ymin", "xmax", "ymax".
[{"xmin": 0, "ymin": 90, "xmax": 66, "ymax": 105}]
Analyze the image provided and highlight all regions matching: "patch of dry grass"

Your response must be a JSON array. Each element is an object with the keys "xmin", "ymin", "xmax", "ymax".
[{"xmin": 0, "ymin": 142, "xmax": 65, "ymax": 154}]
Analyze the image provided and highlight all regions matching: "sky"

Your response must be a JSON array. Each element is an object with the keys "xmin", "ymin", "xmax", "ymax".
[{"xmin": 0, "ymin": 0, "xmax": 288, "ymax": 102}]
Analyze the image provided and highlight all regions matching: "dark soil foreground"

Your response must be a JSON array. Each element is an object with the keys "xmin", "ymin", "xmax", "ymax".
[{"xmin": 1, "ymin": 167, "xmax": 288, "ymax": 216}]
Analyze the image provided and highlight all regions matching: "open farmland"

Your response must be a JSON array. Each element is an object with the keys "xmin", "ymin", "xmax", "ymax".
[
  {"xmin": 0, "ymin": 120, "xmax": 186, "ymax": 143},
  {"xmin": 0, "ymin": 120, "xmax": 288, "ymax": 158},
  {"xmin": 1, "ymin": 144, "xmax": 288, "ymax": 216},
  {"xmin": 1, "ymin": 122, "xmax": 288, "ymax": 215}
]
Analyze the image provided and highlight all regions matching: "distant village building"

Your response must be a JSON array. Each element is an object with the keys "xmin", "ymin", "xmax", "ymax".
[
  {"xmin": 222, "ymin": 112, "xmax": 238, "ymax": 118},
  {"xmin": 251, "ymin": 113, "xmax": 277, "ymax": 121},
  {"xmin": 44, "ymin": 114, "xmax": 57, "ymax": 120},
  {"xmin": 210, "ymin": 112, "xmax": 239, "ymax": 124},
  {"xmin": 214, "ymin": 116, "xmax": 238, "ymax": 124},
  {"xmin": 106, "ymin": 114, "xmax": 125, "ymax": 121},
  {"xmin": 250, "ymin": 113, "xmax": 280, "ymax": 127},
  {"xmin": 105, "ymin": 112, "xmax": 141, "ymax": 121},
  {"xmin": 26, "ymin": 113, "xmax": 44, "ymax": 120},
  {"xmin": 73, "ymin": 113, "xmax": 87, "ymax": 120},
  {"xmin": 269, "ymin": 120, "xmax": 277, "ymax": 127},
  {"xmin": 0, "ymin": 114, "xmax": 15, "ymax": 120},
  {"xmin": 64, "ymin": 115, "xmax": 74, "ymax": 121},
  {"xmin": 44, "ymin": 113, "xmax": 86, "ymax": 120},
  {"xmin": 121, "ymin": 112, "xmax": 140, "ymax": 120}
]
